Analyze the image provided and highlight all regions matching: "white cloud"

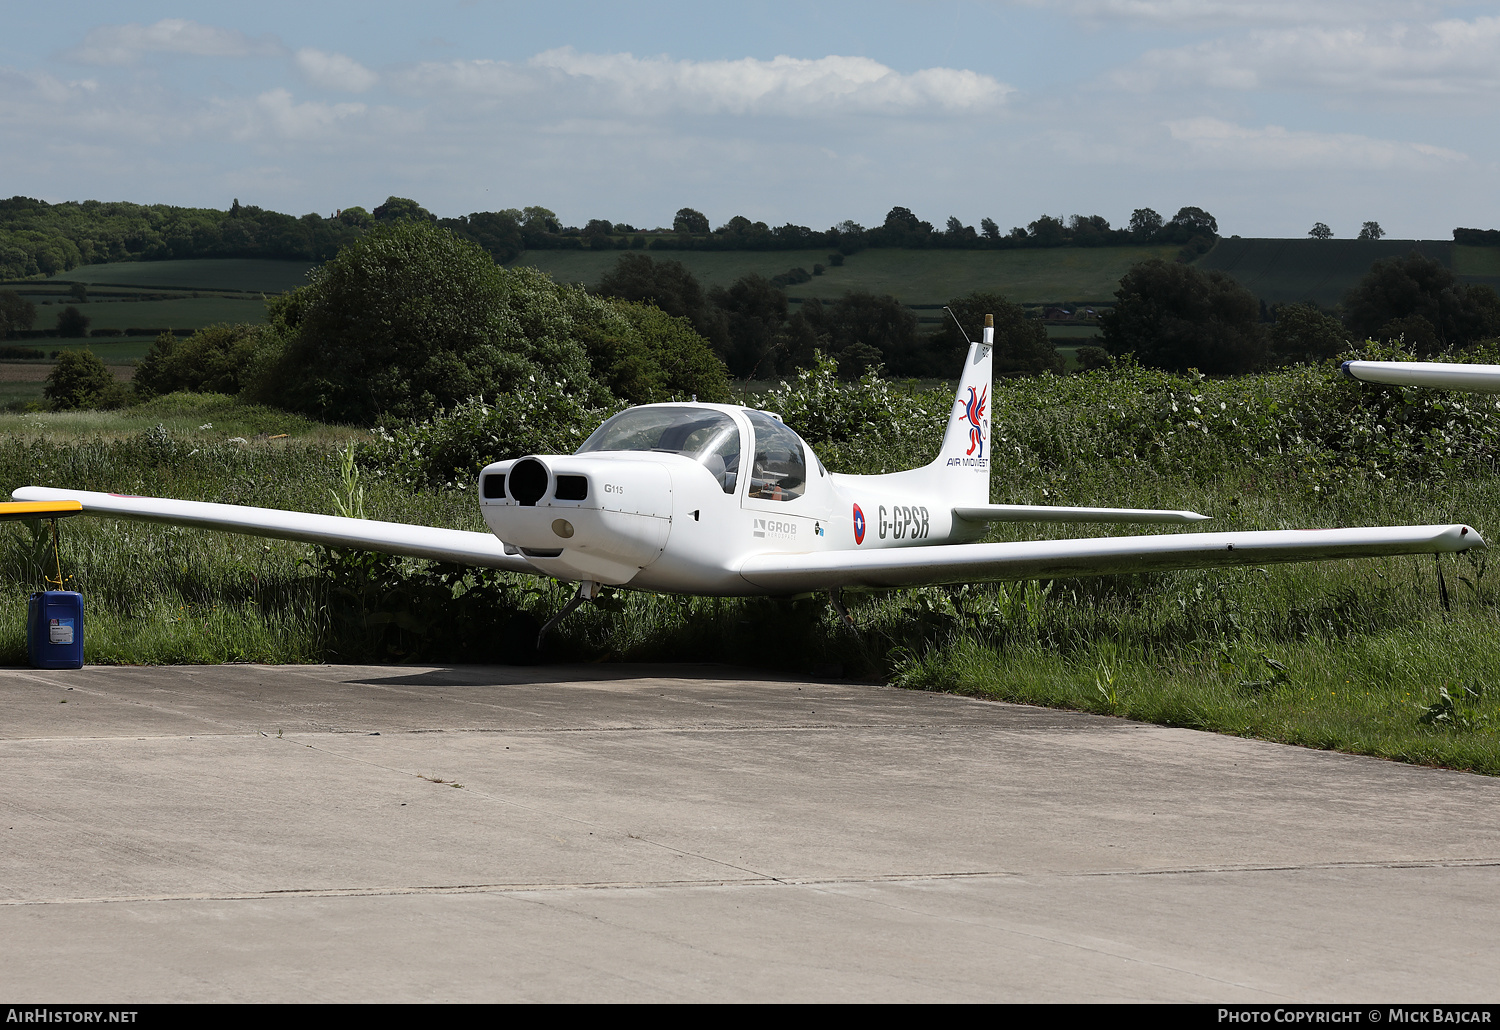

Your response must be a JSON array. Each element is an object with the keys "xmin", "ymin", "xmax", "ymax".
[
  {"xmin": 66, "ymin": 18, "xmax": 282, "ymax": 65},
  {"xmin": 1165, "ymin": 117, "xmax": 1467, "ymax": 169},
  {"xmin": 1117, "ymin": 15, "xmax": 1500, "ymax": 97},
  {"xmin": 1009, "ymin": 1, "xmax": 1451, "ymax": 27},
  {"xmin": 295, "ymin": 49, "xmax": 378, "ymax": 93},
  {"xmin": 0, "ymin": 67, "xmax": 79, "ymax": 107},
  {"xmin": 398, "ymin": 48, "xmax": 1011, "ymax": 116},
  {"xmin": 238, "ymin": 88, "xmax": 369, "ymax": 141}
]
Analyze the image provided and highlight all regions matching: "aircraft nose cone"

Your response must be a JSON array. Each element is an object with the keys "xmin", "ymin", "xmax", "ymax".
[{"xmin": 509, "ymin": 458, "xmax": 549, "ymax": 506}]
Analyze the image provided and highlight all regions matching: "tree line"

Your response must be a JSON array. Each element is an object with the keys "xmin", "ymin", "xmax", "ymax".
[
  {"xmin": 2, "ymin": 193, "xmax": 1226, "ymax": 280},
  {"xmin": 43, "ymin": 221, "xmax": 732, "ymax": 422},
  {"xmin": 592, "ymin": 252, "xmax": 1060, "ymax": 380},
  {"xmin": 27, "ymin": 221, "xmax": 1500, "ymax": 418},
  {"xmin": 1095, "ymin": 252, "xmax": 1500, "ymax": 374},
  {"xmin": 8, "ymin": 189, "xmax": 1499, "ymax": 287}
]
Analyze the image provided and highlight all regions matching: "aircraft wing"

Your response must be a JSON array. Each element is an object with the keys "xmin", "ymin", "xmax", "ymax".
[
  {"xmin": 1342, "ymin": 360, "xmax": 1500, "ymax": 393},
  {"xmin": 10, "ymin": 487, "xmax": 535, "ymax": 573},
  {"xmin": 739, "ymin": 524, "xmax": 1482, "ymax": 593},
  {"xmin": 0, "ymin": 500, "xmax": 83, "ymax": 521},
  {"xmin": 954, "ymin": 504, "xmax": 1209, "ymax": 525}
]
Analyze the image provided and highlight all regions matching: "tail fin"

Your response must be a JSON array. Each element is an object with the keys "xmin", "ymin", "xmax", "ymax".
[{"xmin": 928, "ymin": 315, "xmax": 994, "ymax": 506}]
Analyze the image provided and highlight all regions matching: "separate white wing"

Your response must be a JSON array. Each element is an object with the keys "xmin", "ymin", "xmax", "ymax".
[
  {"xmin": 11, "ymin": 487, "xmax": 535, "ymax": 573},
  {"xmin": 955, "ymin": 504, "xmax": 1209, "ymax": 525},
  {"xmin": 1342, "ymin": 360, "xmax": 1500, "ymax": 393},
  {"xmin": 739, "ymin": 525, "xmax": 1481, "ymax": 593}
]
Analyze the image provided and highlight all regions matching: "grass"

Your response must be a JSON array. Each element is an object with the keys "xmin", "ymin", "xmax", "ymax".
[
  {"xmin": 49, "ymin": 258, "xmax": 315, "ymax": 293},
  {"xmin": 513, "ymin": 245, "xmax": 1181, "ymax": 306},
  {"xmin": 1454, "ymin": 245, "xmax": 1500, "ymax": 296},
  {"xmin": 1196, "ymin": 238, "xmax": 1455, "ymax": 307},
  {"xmin": 0, "ymin": 392, "xmax": 357, "ymax": 445},
  {"xmin": 3, "ymin": 349, "xmax": 1500, "ymax": 776},
  {"xmin": 511, "ymin": 248, "xmax": 837, "ymax": 291},
  {"xmin": 0, "ymin": 382, "xmax": 45, "ymax": 408},
  {"xmin": 17, "ymin": 242, "xmax": 1492, "ymax": 326},
  {"xmin": 15, "ymin": 298, "xmax": 270, "ymax": 337},
  {"xmin": 40, "ymin": 298, "xmax": 270, "ymax": 330},
  {"xmin": 28, "ymin": 338, "xmax": 155, "ymax": 363}
]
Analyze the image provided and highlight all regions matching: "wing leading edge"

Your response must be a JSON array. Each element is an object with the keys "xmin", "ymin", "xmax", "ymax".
[
  {"xmin": 739, "ymin": 524, "xmax": 1482, "ymax": 593},
  {"xmin": 11, "ymin": 487, "xmax": 535, "ymax": 573},
  {"xmin": 1342, "ymin": 360, "xmax": 1500, "ymax": 393},
  {"xmin": 954, "ymin": 504, "xmax": 1210, "ymax": 525}
]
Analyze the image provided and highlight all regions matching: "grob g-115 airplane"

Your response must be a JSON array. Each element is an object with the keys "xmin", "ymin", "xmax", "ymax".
[{"xmin": 13, "ymin": 318, "xmax": 1483, "ymax": 632}]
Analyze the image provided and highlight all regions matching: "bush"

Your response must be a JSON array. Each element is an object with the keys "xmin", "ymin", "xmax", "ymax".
[
  {"xmin": 0, "ymin": 289, "xmax": 36, "ymax": 338},
  {"xmin": 1344, "ymin": 252, "xmax": 1500, "ymax": 353},
  {"xmin": 932, "ymin": 291, "xmax": 1063, "ymax": 377},
  {"xmin": 44, "ymin": 349, "xmax": 127, "ymax": 410},
  {"xmin": 575, "ymin": 300, "xmax": 731, "ymax": 406},
  {"xmin": 262, "ymin": 221, "xmax": 609, "ymax": 424},
  {"xmin": 55, "ymin": 306, "xmax": 90, "ymax": 338},
  {"xmin": 1075, "ymin": 346, "xmax": 1111, "ymax": 371},
  {"xmin": 1102, "ymin": 259, "xmax": 1266, "ymax": 374},
  {"xmin": 362, "ymin": 379, "xmax": 627, "ymax": 491},
  {"xmin": 1269, "ymin": 303, "xmax": 1350, "ymax": 365},
  {"xmin": 133, "ymin": 325, "xmax": 269, "ymax": 400},
  {"xmin": 749, "ymin": 352, "xmax": 948, "ymax": 474}
]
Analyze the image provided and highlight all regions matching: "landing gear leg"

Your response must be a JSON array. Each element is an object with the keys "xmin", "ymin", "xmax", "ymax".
[
  {"xmin": 537, "ymin": 580, "xmax": 600, "ymax": 649},
  {"xmin": 829, "ymin": 589, "xmax": 856, "ymax": 631},
  {"xmin": 1435, "ymin": 553, "xmax": 1451, "ymax": 613}
]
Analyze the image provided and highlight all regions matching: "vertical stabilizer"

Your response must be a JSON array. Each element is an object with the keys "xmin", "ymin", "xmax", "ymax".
[{"xmin": 928, "ymin": 315, "xmax": 994, "ymax": 506}]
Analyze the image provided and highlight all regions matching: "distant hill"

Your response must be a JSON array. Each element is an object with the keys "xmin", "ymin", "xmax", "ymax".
[
  {"xmin": 7, "ymin": 241, "xmax": 1498, "ymax": 349},
  {"xmin": 60, "ymin": 258, "xmax": 314, "ymax": 293},
  {"xmin": 511, "ymin": 245, "xmax": 1182, "ymax": 309},
  {"xmin": 1197, "ymin": 238, "xmax": 1500, "ymax": 308}
]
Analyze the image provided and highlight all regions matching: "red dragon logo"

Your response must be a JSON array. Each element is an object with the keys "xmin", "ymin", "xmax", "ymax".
[{"xmin": 962, "ymin": 386, "xmax": 987, "ymax": 458}]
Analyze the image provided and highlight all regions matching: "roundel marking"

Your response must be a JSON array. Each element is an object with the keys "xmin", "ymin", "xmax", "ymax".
[{"xmin": 853, "ymin": 503, "xmax": 866, "ymax": 545}]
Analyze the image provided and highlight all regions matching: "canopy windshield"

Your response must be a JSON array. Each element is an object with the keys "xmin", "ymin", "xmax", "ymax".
[{"xmin": 576, "ymin": 406, "xmax": 741, "ymax": 494}]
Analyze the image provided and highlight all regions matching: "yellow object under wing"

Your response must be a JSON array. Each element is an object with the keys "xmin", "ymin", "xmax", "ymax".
[{"xmin": 0, "ymin": 500, "xmax": 84, "ymax": 522}]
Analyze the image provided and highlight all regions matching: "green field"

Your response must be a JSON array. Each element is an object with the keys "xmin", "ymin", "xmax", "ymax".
[
  {"xmin": 27, "ymin": 297, "xmax": 269, "ymax": 331},
  {"xmin": 512, "ymin": 245, "xmax": 1181, "ymax": 306},
  {"xmin": 0, "ymin": 258, "xmax": 301, "ymax": 340},
  {"xmin": 5, "ymin": 241, "xmax": 1492, "ymax": 349},
  {"xmin": 1045, "ymin": 325, "xmax": 1101, "ymax": 339},
  {"xmin": 53, "ymin": 258, "xmax": 315, "ymax": 293},
  {"xmin": 1454, "ymin": 245, "xmax": 1500, "ymax": 298},
  {"xmin": 47, "ymin": 338, "xmax": 155, "ymax": 362},
  {"xmin": 1195, "ymin": 238, "xmax": 1460, "ymax": 307}
]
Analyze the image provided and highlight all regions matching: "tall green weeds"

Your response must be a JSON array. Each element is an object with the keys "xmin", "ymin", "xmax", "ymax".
[{"xmin": 3, "ymin": 363, "xmax": 1500, "ymax": 774}]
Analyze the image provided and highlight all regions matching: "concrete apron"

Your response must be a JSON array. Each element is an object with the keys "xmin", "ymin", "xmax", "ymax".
[{"xmin": 2, "ymin": 663, "xmax": 1497, "ymax": 1003}]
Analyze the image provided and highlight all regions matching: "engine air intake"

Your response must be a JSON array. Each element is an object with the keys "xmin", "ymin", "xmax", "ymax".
[
  {"xmin": 554, "ymin": 475, "xmax": 588, "ymax": 501},
  {"xmin": 508, "ymin": 458, "xmax": 549, "ymax": 506}
]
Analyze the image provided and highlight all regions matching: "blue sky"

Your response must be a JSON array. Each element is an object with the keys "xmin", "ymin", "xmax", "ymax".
[{"xmin": 2, "ymin": 1, "xmax": 1496, "ymax": 239}]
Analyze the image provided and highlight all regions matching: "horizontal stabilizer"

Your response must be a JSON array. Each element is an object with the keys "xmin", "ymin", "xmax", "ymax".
[
  {"xmin": 740, "ymin": 524, "xmax": 1482, "ymax": 593},
  {"xmin": 11, "ymin": 487, "xmax": 534, "ymax": 573},
  {"xmin": 954, "ymin": 504, "xmax": 1210, "ymax": 525},
  {"xmin": 1342, "ymin": 360, "xmax": 1500, "ymax": 393}
]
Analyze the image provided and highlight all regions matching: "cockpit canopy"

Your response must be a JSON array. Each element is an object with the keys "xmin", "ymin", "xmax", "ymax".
[
  {"xmin": 575, "ymin": 404, "xmax": 812, "ymax": 501},
  {"xmin": 577, "ymin": 406, "xmax": 742, "ymax": 494}
]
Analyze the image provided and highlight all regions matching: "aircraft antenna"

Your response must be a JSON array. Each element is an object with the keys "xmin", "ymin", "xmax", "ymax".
[{"xmin": 943, "ymin": 306, "xmax": 973, "ymax": 346}]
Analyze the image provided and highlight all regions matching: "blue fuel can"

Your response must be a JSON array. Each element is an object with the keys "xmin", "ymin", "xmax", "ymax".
[{"xmin": 28, "ymin": 591, "xmax": 84, "ymax": 669}]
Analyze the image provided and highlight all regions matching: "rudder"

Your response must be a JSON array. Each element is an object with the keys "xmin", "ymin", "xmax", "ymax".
[{"xmin": 928, "ymin": 316, "xmax": 994, "ymax": 507}]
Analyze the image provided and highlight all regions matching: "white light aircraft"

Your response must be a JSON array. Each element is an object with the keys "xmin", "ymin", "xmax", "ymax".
[
  {"xmin": 13, "ymin": 320, "xmax": 1484, "ymax": 634},
  {"xmin": 1343, "ymin": 359, "xmax": 1500, "ymax": 393}
]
